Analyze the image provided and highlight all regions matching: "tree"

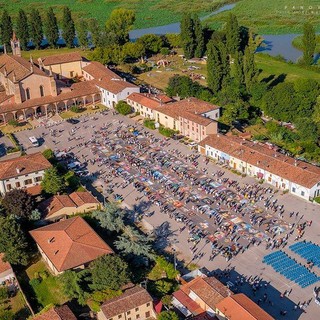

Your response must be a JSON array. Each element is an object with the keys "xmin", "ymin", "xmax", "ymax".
[
  {"xmin": 45, "ymin": 7, "xmax": 59, "ymax": 48},
  {"xmin": 29, "ymin": 9, "xmax": 43, "ymax": 49},
  {"xmin": 302, "ymin": 22, "xmax": 316, "ymax": 65},
  {"xmin": 105, "ymin": 9, "xmax": 135, "ymax": 45},
  {"xmin": 90, "ymin": 254, "xmax": 129, "ymax": 291},
  {"xmin": 16, "ymin": 9, "xmax": 29, "ymax": 50},
  {"xmin": 2, "ymin": 189, "xmax": 34, "ymax": 218},
  {"xmin": 62, "ymin": 6, "xmax": 75, "ymax": 48},
  {"xmin": 0, "ymin": 310, "xmax": 14, "ymax": 320},
  {"xmin": 180, "ymin": 13, "xmax": 195, "ymax": 59},
  {"xmin": 114, "ymin": 225, "xmax": 155, "ymax": 260},
  {"xmin": 137, "ymin": 34, "xmax": 163, "ymax": 54},
  {"xmin": 225, "ymin": 13, "xmax": 240, "ymax": 54},
  {"xmin": 295, "ymin": 117, "xmax": 318, "ymax": 143},
  {"xmin": 29, "ymin": 209, "xmax": 41, "ymax": 221},
  {"xmin": 0, "ymin": 216, "xmax": 29, "ymax": 265},
  {"xmin": 193, "ymin": 15, "xmax": 205, "ymax": 58},
  {"xmin": 243, "ymin": 43, "xmax": 257, "ymax": 92},
  {"xmin": 1, "ymin": 10, "xmax": 13, "ymax": 49},
  {"xmin": 77, "ymin": 19, "xmax": 89, "ymax": 49},
  {"xmin": 158, "ymin": 311, "xmax": 179, "ymax": 320},
  {"xmin": 41, "ymin": 167, "xmax": 64, "ymax": 194},
  {"xmin": 165, "ymin": 34, "xmax": 181, "ymax": 48},
  {"xmin": 88, "ymin": 18, "xmax": 101, "ymax": 47},
  {"xmin": 233, "ymin": 50, "xmax": 245, "ymax": 89},
  {"xmin": 42, "ymin": 148, "xmax": 55, "ymax": 161},
  {"xmin": 122, "ymin": 42, "xmax": 145, "ymax": 60},
  {"xmin": 92, "ymin": 202, "xmax": 125, "ymax": 232},
  {"xmin": 115, "ymin": 101, "xmax": 132, "ymax": 115},
  {"xmin": 207, "ymin": 40, "xmax": 223, "ymax": 93}
]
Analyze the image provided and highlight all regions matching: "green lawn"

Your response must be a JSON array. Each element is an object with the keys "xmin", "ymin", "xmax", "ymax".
[
  {"xmin": 206, "ymin": 0, "xmax": 320, "ymax": 34},
  {"xmin": 60, "ymin": 104, "xmax": 106, "ymax": 119},
  {"xmin": 25, "ymin": 260, "xmax": 68, "ymax": 310},
  {"xmin": 256, "ymin": 54, "xmax": 320, "ymax": 82},
  {"xmin": 22, "ymin": 48, "xmax": 90, "ymax": 61}
]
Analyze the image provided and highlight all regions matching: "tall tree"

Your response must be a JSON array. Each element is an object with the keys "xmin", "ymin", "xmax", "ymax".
[
  {"xmin": 62, "ymin": 6, "xmax": 75, "ymax": 48},
  {"xmin": 0, "ymin": 216, "xmax": 29, "ymax": 265},
  {"xmin": 2, "ymin": 189, "xmax": 34, "ymax": 218},
  {"xmin": 88, "ymin": 18, "xmax": 101, "ymax": 47},
  {"xmin": 233, "ymin": 50, "xmax": 245, "ymax": 88},
  {"xmin": 41, "ymin": 167, "xmax": 64, "ymax": 194},
  {"xmin": 193, "ymin": 15, "xmax": 205, "ymax": 58},
  {"xmin": 243, "ymin": 42, "xmax": 257, "ymax": 92},
  {"xmin": 29, "ymin": 9, "xmax": 43, "ymax": 49},
  {"xmin": 180, "ymin": 13, "xmax": 195, "ymax": 59},
  {"xmin": 1, "ymin": 10, "xmax": 13, "ymax": 49},
  {"xmin": 302, "ymin": 22, "xmax": 316, "ymax": 65},
  {"xmin": 77, "ymin": 19, "xmax": 89, "ymax": 49},
  {"xmin": 16, "ymin": 9, "xmax": 29, "ymax": 50},
  {"xmin": 225, "ymin": 13, "xmax": 240, "ymax": 54},
  {"xmin": 217, "ymin": 40, "xmax": 230, "ymax": 87},
  {"xmin": 105, "ymin": 8, "xmax": 135, "ymax": 45},
  {"xmin": 45, "ymin": 7, "xmax": 59, "ymax": 48}
]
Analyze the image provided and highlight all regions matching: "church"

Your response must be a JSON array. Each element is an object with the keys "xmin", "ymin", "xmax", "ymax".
[{"xmin": 0, "ymin": 33, "xmax": 139, "ymax": 123}]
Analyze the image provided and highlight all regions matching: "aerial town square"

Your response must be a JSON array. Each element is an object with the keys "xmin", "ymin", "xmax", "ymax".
[{"xmin": 0, "ymin": 1, "xmax": 319, "ymax": 320}]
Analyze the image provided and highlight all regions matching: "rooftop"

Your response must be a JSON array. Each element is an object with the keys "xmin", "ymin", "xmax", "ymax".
[
  {"xmin": 0, "ymin": 152, "xmax": 52, "ymax": 180},
  {"xmin": 40, "ymin": 52, "xmax": 83, "ymax": 66},
  {"xmin": 33, "ymin": 305, "xmax": 77, "ymax": 320},
  {"xmin": 216, "ymin": 294, "xmax": 274, "ymax": 320},
  {"xmin": 82, "ymin": 61, "xmax": 122, "ymax": 80},
  {"xmin": 95, "ymin": 77, "xmax": 138, "ymax": 95},
  {"xmin": 199, "ymin": 134, "xmax": 320, "ymax": 189},
  {"xmin": 0, "ymin": 253, "xmax": 12, "ymax": 274},
  {"xmin": 30, "ymin": 216, "xmax": 113, "ymax": 272},
  {"xmin": 100, "ymin": 286, "xmax": 153, "ymax": 319},
  {"xmin": 127, "ymin": 92, "xmax": 173, "ymax": 110}
]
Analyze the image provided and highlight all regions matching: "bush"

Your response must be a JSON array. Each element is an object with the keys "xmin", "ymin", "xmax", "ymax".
[
  {"xmin": 158, "ymin": 126, "xmax": 176, "ymax": 137},
  {"xmin": 143, "ymin": 119, "xmax": 156, "ymax": 130},
  {"xmin": 115, "ymin": 101, "xmax": 132, "ymax": 115},
  {"xmin": 42, "ymin": 149, "xmax": 55, "ymax": 161},
  {"xmin": 314, "ymin": 196, "xmax": 320, "ymax": 204},
  {"xmin": 160, "ymin": 47, "xmax": 170, "ymax": 55},
  {"xmin": 70, "ymin": 106, "xmax": 82, "ymax": 113},
  {"xmin": 0, "ymin": 287, "xmax": 8, "ymax": 302},
  {"xmin": 29, "ymin": 278, "xmax": 41, "ymax": 287},
  {"xmin": 8, "ymin": 119, "xmax": 19, "ymax": 127}
]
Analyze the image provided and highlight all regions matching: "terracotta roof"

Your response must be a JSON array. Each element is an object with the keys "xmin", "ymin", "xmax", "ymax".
[
  {"xmin": 33, "ymin": 305, "xmax": 77, "ymax": 320},
  {"xmin": 155, "ymin": 97, "xmax": 219, "ymax": 122},
  {"xmin": 40, "ymin": 52, "xmax": 82, "ymax": 66},
  {"xmin": 26, "ymin": 184, "xmax": 43, "ymax": 196},
  {"xmin": 179, "ymin": 112, "xmax": 213, "ymax": 126},
  {"xmin": 39, "ymin": 191, "xmax": 99, "ymax": 217},
  {"xmin": 0, "ymin": 153, "xmax": 51, "ymax": 180},
  {"xmin": 29, "ymin": 216, "xmax": 113, "ymax": 272},
  {"xmin": 216, "ymin": 294, "xmax": 274, "ymax": 320},
  {"xmin": 173, "ymin": 289, "xmax": 204, "ymax": 315},
  {"xmin": 0, "ymin": 54, "xmax": 47, "ymax": 82},
  {"xmin": 199, "ymin": 134, "xmax": 320, "ymax": 189},
  {"xmin": 181, "ymin": 276, "xmax": 232, "ymax": 310},
  {"xmin": 0, "ymin": 80, "xmax": 99, "ymax": 113},
  {"xmin": 127, "ymin": 92, "xmax": 161, "ymax": 109},
  {"xmin": 0, "ymin": 253, "xmax": 12, "ymax": 274},
  {"xmin": 0, "ymin": 92, "xmax": 13, "ymax": 104},
  {"xmin": 95, "ymin": 77, "xmax": 138, "ymax": 95},
  {"xmin": 82, "ymin": 61, "xmax": 121, "ymax": 80},
  {"xmin": 100, "ymin": 286, "xmax": 153, "ymax": 319}
]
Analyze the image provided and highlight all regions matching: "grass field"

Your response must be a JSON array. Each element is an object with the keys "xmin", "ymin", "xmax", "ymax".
[
  {"xmin": 0, "ymin": 0, "xmax": 230, "ymax": 29},
  {"xmin": 292, "ymin": 35, "xmax": 320, "ymax": 52},
  {"xmin": 21, "ymin": 48, "xmax": 90, "ymax": 61},
  {"xmin": 206, "ymin": 0, "xmax": 320, "ymax": 34}
]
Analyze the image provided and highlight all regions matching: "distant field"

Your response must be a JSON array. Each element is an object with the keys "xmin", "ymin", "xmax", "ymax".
[
  {"xmin": 206, "ymin": 0, "xmax": 320, "ymax": 34},
  {"xmin": 0, "ymin": 0, "xmax": 231, "ymax": 29}
]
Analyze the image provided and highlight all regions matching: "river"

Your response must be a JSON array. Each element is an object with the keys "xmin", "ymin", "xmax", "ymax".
[{"xmin": 129, "ymin": 4, "xmax": 302, "ymax": 62}]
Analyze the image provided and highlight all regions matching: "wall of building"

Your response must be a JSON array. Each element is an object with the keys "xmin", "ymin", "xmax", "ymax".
[
  {"xmin": 0, "ymin": 268, "xmax": 14, "ymax": 283},
  {"xmin": 154, "ymin": 111, "xmax": 178, "ymax": 131},
  {"xmin": 100, "ymin": 87, "xmax": 139, "ymax": 108},
  {"xmin": 202, "ymin": 109, "xmax": 220, "ymax": 120},
  {"xmin": 44, "ymin": 61, "xmax": 83, "ymax": 79}
]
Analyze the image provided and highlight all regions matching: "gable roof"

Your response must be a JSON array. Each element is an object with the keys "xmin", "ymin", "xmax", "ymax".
[
  {"xmin": 0, "ymin": 54, "xmax": 47, "ymax": 82},
  {"xmin": 127, "ymin": 92, "xmax": 173, "ymax": 110},
  {"xmin": 33, "ymin": 305, "xmax": 77, "ymax": 320},
  {"xmin": 199, "ymin": 134, "xmax": 320, "ymax": 189},
  {"xmin": 82, "ymin": 61, "xmax": 122, "ymax": 80},
  {"xmin": 0, "ymin": 152, "xmax": 52, "ymax": 180},
  {"xmin": 95, "ymin": 77, "xmax": 138, "ymax": 95},
  {"xmin": 216, "ymin": 294, "xmax": 274, "ymax": 320},
  {"xmin": 0, "ymin": 253, "xmax": 12, "ymax": 274},
  {"xmin": 30, "ymin": 216, "xmax": 113, "ymax": 272},
  {"xmin": 181, "ymin": 276, "xmax": 231, "ymax": 310},
  {"xmin": 39, "ymin": 191, "xmax": 99, "ymax": 217},
  {"xmin": 40, "ymin": 52, "xmax": 82, "ymax": 66},
  {"xmin": 100, "ymin": 286, "xmax": 153, "ymax": 319}
]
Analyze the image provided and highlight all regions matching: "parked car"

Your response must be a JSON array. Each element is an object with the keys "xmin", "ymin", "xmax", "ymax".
[{"xmin": 67, "ymin": 118, "xmax": 80, "ymax": 124}]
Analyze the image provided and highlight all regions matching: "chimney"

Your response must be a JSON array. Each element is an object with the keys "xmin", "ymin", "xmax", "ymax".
[
  {"xmin": 13, "ymin": 72, "xmax": 16, "ymax": 83},
  {"xmin": 30, "ymin": 63, "xmax": 34, "ymax": 73},
  {"xmin": 3, "ymin": 44, "xmax": 6, "ymax": 55},
  {"xmin": 16, "ymin": 167, "xmax": 20, "ymax": 174},
  {"xmin": 294, "ymin": 160, "xmax": 297, "ymax": 167},
  {"xmin": 49, "ymin": 66, "xmax": 53, "ymax": 77},
  {"xmin": 30, "ymin": 54, "xmax": 33, "ymax": 65},
  {"xmin": 3, "ymin": 67, "xmax": 7, "ymax": 77}
]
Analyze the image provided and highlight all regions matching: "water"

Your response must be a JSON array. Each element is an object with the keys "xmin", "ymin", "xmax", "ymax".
[{"xmin": 129, "ymin": 3, "xmax": 303, "ymax": 62}]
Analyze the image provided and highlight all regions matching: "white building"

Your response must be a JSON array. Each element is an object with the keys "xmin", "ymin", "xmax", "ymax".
[
  {"xmin": 0, "ymin": 152, "xmax": 52, "ymax": 195},
  {"xmin": 199, "ymin": 134, "xmax": 320, "ymax": 201}
]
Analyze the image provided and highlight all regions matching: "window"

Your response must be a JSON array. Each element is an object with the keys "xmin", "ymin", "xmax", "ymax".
[
  {"xmin": 6, "ymin": 184, "xmax": 12, "ymax": 191},
  {"xmin": 70, "ymin": 71, "xmax": 74, "ymax": 78},
  {"xmin": 24, "ymin": 179, "xmax": 32, "ymax": 185},
  {"xmin": 135, "ymin": 308, "xmax": 139, "ymax": 312},
  {"xmin": 136, "ymin": 315, "xmax": 140, "ymax": 319},
  {"xmin": 118, "ymin": 315, "xmax": 122, "ymax": 319},
  {"xmin": 35, "ymin": 176, "xmax": 42, "ymax": 182},
  {"xmin": 301, "ymin": 191, "xmax": 305, "ymax": 196},
  {"xmin": 39, "ymin": 85, "xmax": 44, "ymax": 97},
  {"xmin": 26, "ymin": 88, "xmax": 30, "ymax": 100},
  {"xmin": 145, "ymin": 311, "xmax": 151, "ymax": 318},
  {"xmin": 15, "ymin": 182, "xmax": 21, "ymax": 188},
  {"xmin": 292, "ymin": 187, "xmax": 296, "ymax": 193},
  {"xmin": 127, "ymin": 311, "xmax": 131, "ymax": 315},
  {"xmin": 146, "ymin": 303, "xmax": 150, "ymax": 307}
]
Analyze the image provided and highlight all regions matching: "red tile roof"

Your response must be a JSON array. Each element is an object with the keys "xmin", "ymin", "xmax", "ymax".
[
  {"xmin": 33, "ymin": 305, "xmax": 77, "ymax": 320},
  {"xmin": 26, "ymin": 184, "xmax": 43, "ymax": 196},
  {"xmin": 95, "ymin": 77, "xmax": 138, "ymax": 94},
  {"xmin": 0, "ymin": 152, "xmax": 52, "ymax": 180},
  {"xmin": 100, "ymin": 286, "xmax": 153, "ymax": 319},
  {"xmin": 216, "ymin": 294, "xmax": 274, "ymax": 320},
  {"xmin": 0, "ymin": 54, "xmax": 47, "ymax": 82},
  {"xmin": 0, "ymin": 253, "xmax": 12, "ymax": 274},
  {"xmin": 173, "ymin": 289, "xmax": 205, "ymax": 315},
  {"xmin": 40, "ymin": 52, "xmax": 82, "ymax": 66},
  {"xmin": 82, "ymin": 61, "xmax": 122, "ymax": 80},
  {"xmin": 199, "ymin": 134, "xmax": 320, "ymax": 189},
  {"xmin": 127, "ymin": 92, "xmax": 173, "ymax": 110},
  {"xmin": 30, "ymin": 216, "xmax": 113, "ymax": 272}
]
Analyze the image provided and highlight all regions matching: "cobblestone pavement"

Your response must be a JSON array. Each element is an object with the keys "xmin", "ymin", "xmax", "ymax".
[{"xmin": 13, "ymin": 111, "xmax": 320, "ymax": 320}]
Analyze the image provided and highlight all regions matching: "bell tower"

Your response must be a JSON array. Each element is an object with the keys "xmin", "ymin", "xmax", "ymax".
[{"xmin": 10, "ymin": 32, "xmax": 21, "ymax": 57}]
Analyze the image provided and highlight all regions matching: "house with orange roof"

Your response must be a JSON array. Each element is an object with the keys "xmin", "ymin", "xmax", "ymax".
[
  {"xmin": 0, "ymin": 152, "xmax": 52, "ymax": 195},
  {"xmin": 39, "ymin": 191, "xmax": 100, "ymax": 221},
  {"xmin": 0, "ymin": 253, "xmax": 15, "ymax": 283},
  {"xmin": 32, "ymin": 305, "xmax": 77, "ymax": 320},
  {"xmin": 29, "ymin": 216, "xmax": 113, "ymax": 275},
  {"xmin": 199, "ymin": 134, "xmax": 320, "ymax": 201}
]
